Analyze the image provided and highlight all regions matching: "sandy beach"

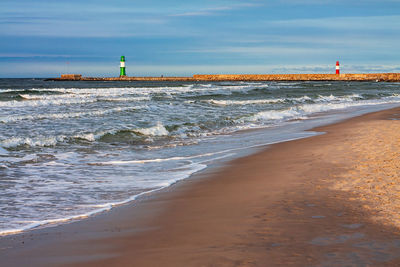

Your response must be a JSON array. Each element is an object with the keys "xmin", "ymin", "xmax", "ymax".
[{"xmin": 2, "ymin": 107, "xmax": 400, "ymax": 266}]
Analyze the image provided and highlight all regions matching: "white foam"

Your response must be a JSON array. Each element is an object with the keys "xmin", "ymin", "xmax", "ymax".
[
  {"xmin": 0, "ymin": 106, "xmax": 142, "ymax": 123},
  {"xmin": 245, "ymin": 108, "xmax": 306, "ymax": 122},
  {"xmin": 100, "ymin": 96, "xmax": 151, "ymax": 102},
  {"xmin": 73, "ymin": 133, "xmax": 97, "ymax": 142},
  {"xmin": 0, "ymin": 135, "xmax": 67, "ymax": 148},
  {"xmin": 0, "ymin": 162, "xmax": 207, "ymax": 237},
  {"xmin": 243, "ymin": 95, "xmax": 400, "ymax": 126},
  {"xmin": 0, "ymin": 207, "xmax": 113, "ymax": 236},
  {"xmin": 316, "ymin": 94, "xmax": 338, "ymax": 102},
  {"xmin": 73, "ymin": 130, "xmax": 114, "ymax": 142},
  {"xmin": 92, "ymin": 151, "xmax": 224, "ymax": 165},
  {"xmin": 0, "ymin": 97, "xmax": 98, "ymax": 108},
  {"xmin": 0, "ymin": 83, "xmax": 272, "ymax": 110},
  {"xmin": 299, "ymin": 97, "xmax": 400, "ymax": 114},
  {"xmin": 22, "ymin": 86, "xmax": 191, "ymax": 97},
  {"xmin": 19, "ymin": 93, "xmax": 150, "ymax": 102},
  {"xmin": 0, "ymin": 122, "xmax": 168, "ymax": 148},
  {"xmin": 315, "ymin": 93, "xmax": 362, "ymax": 103},
  {"xmin": 3, "ymin": 83, "xmax": 269, "ymax": 100},
  {"xmin": 204, "ymin": 94, "xmax": 361, "ymax": 107},
  {"xmin": 135, "ymin": 122, "xmax": 169, "ymax": 136},
  {"xmin": 0, "ymin": 133, "xmax": 99, "ymax": 148},
  {"xmin": 205, "ymin": 98, "xmax": 284, "ymax": 106},
  {"xmin": 291, "ymin": 96, "xmax": 312, "ymax": 102}
]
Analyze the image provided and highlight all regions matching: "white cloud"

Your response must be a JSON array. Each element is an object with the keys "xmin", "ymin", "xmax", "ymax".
[
  {"xmin": 221, "ymin": 34, "xmax": 400, "ymax": 51},
  {"xmin": 0, "ymin": 17, "xmax": 185, "ymax": 38},
  {"xmin": 169, "ymin": 3, "xmax": 260, "ymax": 17},
  {"xmin": 179, "ymin": 46, "xmax": 332, "ymax": 55},
  {"xmin": 0, "ymin": 53, "xmax": 102, "ymax": 58},
  {"xmin": 268, "ymin": 15, "xmax": 400, "ymax": 30}
]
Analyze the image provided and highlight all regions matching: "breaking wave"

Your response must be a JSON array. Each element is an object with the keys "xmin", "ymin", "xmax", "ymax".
[
  {"xmin": 0, "ymin": 122, "xmax": 171, "ymax": 148},
  {"xmin": 204, "ymin": 98, "xmax": 285, "ymax": 106},
  {"xmin": 0, "ymin": 97, "xmax": 98, "ymax": 108},
  {"xmin": 134, "ymin": 122, "xmax": 169, "ymax": 136},
  {"xmin": 1, "ymin": 136, "xmax": 68, "ymax": 148},
  {"xmin": 0, "ymin": 106, "xmax": 144, "ymax": 123},
  {"xmin": 243, "ymin": 95, "xmax": 400, "ymax": 124},
  {"xmin": 204, "ymin": 94, "xmax": 362, "ymax": 106}
]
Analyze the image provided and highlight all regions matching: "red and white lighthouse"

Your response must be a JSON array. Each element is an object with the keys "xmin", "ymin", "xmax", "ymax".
[{"xmin": 336, "ymin": 61, "xmax": 340, "ymax": 75}]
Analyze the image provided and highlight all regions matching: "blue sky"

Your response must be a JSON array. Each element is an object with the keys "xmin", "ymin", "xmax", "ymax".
[{"xmin": 1, "ymin": 0, "xmax": 400, "ymax": 77}]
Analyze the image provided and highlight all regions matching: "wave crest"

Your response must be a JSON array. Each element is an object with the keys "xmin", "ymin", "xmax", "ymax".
[
  {"xmin": 1, "ymin": 122, "xmax": 170, "ymax": 148},
  {"xmin": 134, "ymin": 122, "xmax": 169, "ymax": 136},
  {"xmin": 0, "ymin": 106, "xmax": 144, "ymax": 123}
]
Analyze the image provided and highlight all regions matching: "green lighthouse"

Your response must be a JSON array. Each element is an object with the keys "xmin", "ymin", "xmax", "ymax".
[{"xmin": 120, "ymin": 56, "xmax": 126, "ymax": 77}]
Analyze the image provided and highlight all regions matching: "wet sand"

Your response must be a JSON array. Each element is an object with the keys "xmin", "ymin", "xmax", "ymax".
[{"xmin": 2, "ymin": 107, "xmax": 400, "ymax": 266}]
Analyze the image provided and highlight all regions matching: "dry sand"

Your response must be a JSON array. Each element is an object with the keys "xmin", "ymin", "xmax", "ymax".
[
  {"xmin": 1, "ymin": 107, "xmax": 400, "ymax": 266},
  {"xmin": 331, "ymin": 114, "xmax": 400, "ymax": 228}
]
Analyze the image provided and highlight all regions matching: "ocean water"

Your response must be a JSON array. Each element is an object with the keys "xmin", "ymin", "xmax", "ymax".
[{"xmin": 1, "ymin": 78, "xmax": 400, "ymax": 235}]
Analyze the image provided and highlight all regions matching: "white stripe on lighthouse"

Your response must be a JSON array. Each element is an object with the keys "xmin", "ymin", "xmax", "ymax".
[
  {"xmin": 336, "ymin": 66, "xmax": 340, "ymax": 69},
  {"xmin": 120, "ymin": 62, "xmax": 125, "ymax": 67}
]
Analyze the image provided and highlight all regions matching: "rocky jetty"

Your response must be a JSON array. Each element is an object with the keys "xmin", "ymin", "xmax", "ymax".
[{"xmin": 48, "ymin": 73, "xmax": 400, "ymax": 82}]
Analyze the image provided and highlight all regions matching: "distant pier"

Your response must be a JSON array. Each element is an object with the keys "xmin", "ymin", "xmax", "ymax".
[{"xmin": 48, "ymin": 73, "xmax": 400, "ymax": 82}]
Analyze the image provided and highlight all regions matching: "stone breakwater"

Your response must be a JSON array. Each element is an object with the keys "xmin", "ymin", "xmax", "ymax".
[
  {"xmin": 49, "ymin": 73, "xmax": 400, "ymax": 82},
  {"xmin": 193, "ymin": 73, "xmax": 400, "ymax": 81}
]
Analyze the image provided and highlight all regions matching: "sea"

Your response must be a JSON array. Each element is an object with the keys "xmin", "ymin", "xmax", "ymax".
[{"xmin": 1, "ymin": 78, "xmax": 400, "ymax": 235}]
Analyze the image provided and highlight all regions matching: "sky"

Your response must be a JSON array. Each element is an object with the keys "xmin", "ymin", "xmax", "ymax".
[{"xmin": 0, "ymin": 0, "xmax": 400, "ymax": 77}]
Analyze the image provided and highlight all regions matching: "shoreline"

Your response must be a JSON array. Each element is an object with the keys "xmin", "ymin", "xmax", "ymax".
[
  {"xmin": 47, "ymin": 73, "xmax": 400, "ymax": 82},
  {"xmin": 0, "ymin": 132, "xmax": 318, "ymax": 237},
  {"xmin": 2, "ymin": 107, "xmax": 400, "ymax": 266}
]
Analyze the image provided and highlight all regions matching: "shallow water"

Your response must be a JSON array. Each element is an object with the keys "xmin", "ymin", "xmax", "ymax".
[{"xmin": 0, "ymin": 79, "xmax": 399, "ymax": 235}]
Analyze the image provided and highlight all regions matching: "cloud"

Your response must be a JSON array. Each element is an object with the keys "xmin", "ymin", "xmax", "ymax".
[
  {"xmin": 0, "ymin": 2, "xmax": 170, "ymax": 37},
  {"xmin": 0, "ymin": 16, "xmax": 178, "ymax": 38},
  {"xmin": 169, "ymin": 3, "xmax": 260, "ymax": 17},
  {"xmin": 223, "ymin": 34, "xmax": 400, "ymax": 50},
  {"xmin": 169, "ymin": 6, "xmax": 231, "ymax": 17},
  {"xmin": 0, "ymin": 53, "xmax": 107, "ymax": 58},
  {"xmin": 179, "ymin": 46, "xmax": 332, "ymax": 55},
  {"xmin": 268, "ymin": 15, "xmax": 400, "ymax": 30},
  {"xmin": 275, "ymin": 0, "xmax": 400, "ymax": 4},
  {"xmin": 0, "ymin": 15, "xmax": 56, "ymax": 24},
  {"xmin": 0, "ymin": 1, "xmax": 262, "ymax": 37}
]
